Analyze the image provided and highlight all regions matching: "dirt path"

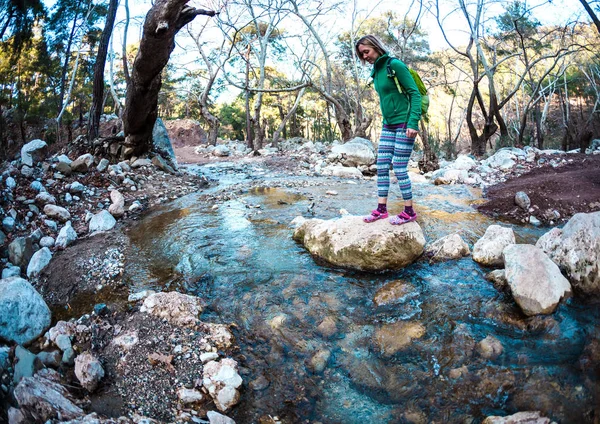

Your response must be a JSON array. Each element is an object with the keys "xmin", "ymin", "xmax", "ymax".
[{"xmin": 477, "ymin": 154, "xmax": 600, "ymax": 225}]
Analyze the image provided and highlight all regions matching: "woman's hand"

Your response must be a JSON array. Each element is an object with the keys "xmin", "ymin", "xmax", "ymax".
[{"xmin": 406, "ymin": 128, "xmax": 418, "ymax": 138}]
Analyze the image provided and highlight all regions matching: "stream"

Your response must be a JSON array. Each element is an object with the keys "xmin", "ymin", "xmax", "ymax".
[{"xmin": 119, "ymin": 161, "xmax": 597, "ymax": 423}]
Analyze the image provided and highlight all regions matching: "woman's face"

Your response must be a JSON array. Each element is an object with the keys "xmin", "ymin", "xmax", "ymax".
[{"xmin": 357, "ymin": 44, "xmax": 380, "ymax": 64}]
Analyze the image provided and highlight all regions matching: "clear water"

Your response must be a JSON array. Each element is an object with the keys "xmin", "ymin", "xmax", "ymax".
[{"xmin": 120, "ymin": 163, "xmax": 598, "ymax": 423}]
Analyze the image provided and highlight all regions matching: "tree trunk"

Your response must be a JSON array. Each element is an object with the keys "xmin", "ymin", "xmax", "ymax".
[
  {"xmin": 418, "ymin": 120, "xmax": 439, "ymax": 172},
  {"xmin": 273, "ymin": 87, "xmax": 306, "ymax": 145},
  {"xmin": 122, "ymin": 0, "xmax": 216, "ymax": 157},
  {"xmin": 88, "ymin": 0, "xmax": 119, "ymax": 141},
  {"xmin": 58, "ymin": 8, "xmax": 80, "ymax": 112}
]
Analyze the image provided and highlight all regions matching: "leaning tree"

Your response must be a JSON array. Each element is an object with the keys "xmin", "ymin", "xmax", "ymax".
[{"xmin": 120, "ymin": 0, "xmax": 217, "ymax": 158}]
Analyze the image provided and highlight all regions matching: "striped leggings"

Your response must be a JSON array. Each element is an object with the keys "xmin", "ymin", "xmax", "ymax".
[{"xmin": 377, "ymin": 126, "xmax": 415, "ymax": 200}]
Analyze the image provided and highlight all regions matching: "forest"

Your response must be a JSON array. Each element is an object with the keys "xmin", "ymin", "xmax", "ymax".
[{"xmin": 1, "ymin": 0, "xmax": 599, "ymax": 163}]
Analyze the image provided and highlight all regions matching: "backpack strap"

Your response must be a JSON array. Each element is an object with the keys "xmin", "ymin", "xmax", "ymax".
[{"xmin": 387, "ymin": 57, "xmax": 411, "ymax": 124}]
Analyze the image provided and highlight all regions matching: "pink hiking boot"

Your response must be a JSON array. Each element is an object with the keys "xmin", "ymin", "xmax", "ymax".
[
  {"xmin": 363, "ymin": 209, "xmax": 389, "ymax": 223},
  {"xmin": 389, "ymin": 211, "xmax": 417, "ymax": 225}
]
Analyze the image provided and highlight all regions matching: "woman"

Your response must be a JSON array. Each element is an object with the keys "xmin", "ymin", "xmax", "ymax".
[{"xmin": 355, "ymin": 35, "xmax": 422, "ymax": 225}]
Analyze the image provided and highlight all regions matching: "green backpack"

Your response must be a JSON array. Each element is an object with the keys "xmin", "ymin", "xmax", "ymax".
[{"xmin": 386, "ymin": 57, "xmax": 430, "ymax": 123}]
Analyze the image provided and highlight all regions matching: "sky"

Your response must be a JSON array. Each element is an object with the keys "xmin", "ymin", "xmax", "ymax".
[{"xmin": 43, "ymin": 0, "xmax": 594, "ymax": 103}]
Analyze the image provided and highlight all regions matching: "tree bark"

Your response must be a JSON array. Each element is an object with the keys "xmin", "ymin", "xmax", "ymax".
[
  {"xmin": 579, "ymin": 0, "xmax": 600, "ymax": 34},
  {"xmin": 88, "ymin": 0, "xmax": 119, "ymax": 141},
  {"xmin": 273, "ymin": 87, "xmax": 306, "ymax": 145},
  {"xmin": 122, "ymin": 0, "xmax": 216, "ymax": 157}
]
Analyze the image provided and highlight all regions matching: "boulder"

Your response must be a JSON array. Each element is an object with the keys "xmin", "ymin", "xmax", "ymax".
[
  {"xmin": 152, "ymin": 117, "xmax": 178, "ymax": 169},
  {"xmin": 450, "ymin": 154, "xmax": 477, "ymax": 171},
  {"xmin": 108, "ymin": 190, "xmax": 125, "ymax": 218},
  {"xmin": 482, "ymin": 149, "xmax": 520, "ymax": 170},
  {"xmin": 74, "ymin": 352, "xmax": 104, "ymax": 392},
  {"xmin": 70, "ymin": 154, "xmax": 95, "ymax": 173},
  {"xmin": 88, "ymin": 210, "xmax": 116, "ymax": 233},
  {"xmin": 35, "ymin": 192, "xmax": 56, "ymax": 207},
  {"xmin": 140, "ymin": 291, "xmax": 204, "ymax": 327},
  {"xmin": 9, "ymin": 237, "xmax": 34, "ymax": 269},
  {"xmin": 536, "ymin": 211, "xmax": 600, "ymax": 296},
  {"xmin": 202, "ymin": 358, "xmax": 243, "ymax": 412},
  {"xmin": 330, "ymin": 137, "xmax": 375, "ymax": 167},
  {"xmin": 213, "ymin": 145, "xmax": 231, "ymax": 157},
  {"xmin": 13, "ymin": 371, "xmax": 84, "ymax": 422},
  {"xmin": 425, "ymin": 233, "xmax": 470, "ymax": 261},
  {"xmin": 503, "ymin": 244, "xmax": 571, "ymax": 316},
  {"xmin": 0, "ymin": 277, "xmax": 51, "ymax": 344},
  {"xmin": 21, "ymin": 139, "xmax": 48, "ymax": 167},
  {"xmin": 26, "ymin": 247, "xmax": 52, "ymax": 278},
  {"xmin": 293, "ymin": 215, "xmax": 425, "ymax": 271},
  {"xmin": 472, "ymin": 225, "xmax": 515, "ymax": 266},
  {"xmin": 515, "ymin": 191, "xmax": 531, "ymax": 210},
  {"xmin": 432, "ymin": 168, "xmax": 469, "ymax": 185}
]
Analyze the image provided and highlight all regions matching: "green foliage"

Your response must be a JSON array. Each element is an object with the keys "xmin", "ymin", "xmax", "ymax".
[{"xmin": 218, "ymin": 99, "xmax": 246, "ymax": 140}]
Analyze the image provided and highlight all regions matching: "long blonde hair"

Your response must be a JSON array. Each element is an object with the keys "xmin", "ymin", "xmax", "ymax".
[{"xmin": 355, "ymin": 35, "xmax": 387, "ymax": 65}]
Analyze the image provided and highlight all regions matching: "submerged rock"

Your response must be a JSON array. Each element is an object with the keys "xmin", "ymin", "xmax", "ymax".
[
  {"xmin": 503, "ymin": 244, "xmax": 571, "ymax": 316},
  {"xmin": 373, "ymin": 321, "xmax": 425, "ymax": 357},
  {"xmin": 373, "ymin": 280, "xmax": 416, "ymax": 306},
  {"xmin": 293, "ymin": 215, "xmax": 425, "ymax": 271}
]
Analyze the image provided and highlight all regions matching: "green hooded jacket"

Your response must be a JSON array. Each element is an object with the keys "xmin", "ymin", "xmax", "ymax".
[{"xmin": 371, "ymin": 53, "xmax": 422, "ymax": 131}]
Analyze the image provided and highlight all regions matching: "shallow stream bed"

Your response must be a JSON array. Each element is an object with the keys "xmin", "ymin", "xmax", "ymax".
[{"xmin": 116, "ymin": 162, "xmax": 598, "ymax": 423}]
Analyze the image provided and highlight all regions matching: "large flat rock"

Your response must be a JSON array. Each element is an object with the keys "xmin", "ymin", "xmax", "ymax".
[{"xmin": 293, "ymin": 215, "xmax": 425, "ymax": 271}]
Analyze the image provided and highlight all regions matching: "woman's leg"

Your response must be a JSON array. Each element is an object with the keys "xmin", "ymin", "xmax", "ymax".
[
  {"xmin": 391, "ymin": 128, "xmax": 416, "ymax": 218},
  {"xmin": 364, "ymin": 128, "xmax": 395, "ymax": 222},
  {"xmin": 376, "ymin": 127, "xmax": 396, "ymax": 202}
]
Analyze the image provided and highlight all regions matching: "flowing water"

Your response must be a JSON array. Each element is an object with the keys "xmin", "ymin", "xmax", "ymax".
[{"xmin": 120, "ymin": 162, "xmax": 597, "ymax": 423}]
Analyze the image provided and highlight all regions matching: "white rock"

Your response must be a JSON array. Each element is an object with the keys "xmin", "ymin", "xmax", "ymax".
[
  {"xmin": 140, "ymin": 292, "xmax": 204, "ymax": 327},
  {"xmin": 88, "ymin": 210, "xmax": 116, "ymax": 233},
  {"xmin": 503, "ymin": 244, "xmax": 571, "ymax": 316},
  {"xmin": 71, "ymin": 154, "xmax": 95, "ymax": 173},
  {"xmin": 55, "ymin": 222, "xmax": 77, "ymax": 249},
  {"xmin": 2, "ymin": 265, "xmax": 21, "ymax": 279},
  {"xmin": 425, "ymin": 233, "xmax": 470, "ymax": 261},
  {"xmin": 472, "ymin": 225, "xmax": 515, "ymax": 266},
  {"xmin": 330, "ymin": 137, "xmax": 375, "ymax": 167},
  {"xmin": 321, "ymin": 165, "xmax": 364, "ymax": 179},
  {"xmin": 536, "ymin": 211, "xmax": 600, "ymax": 296},
  {"xmin": 515, "ymin": 191, "xmax": 531, "ymax": 210},
  {"xmin": 450, "ymin": 154, "xmax": 477, "ymax": 171},
  {"xmin": 131, "ymin": 158, "xmax": 152, "ymax": 168},
  {"xmin": 177, "ymin": 388, "xmax": 204, "ymax": 404},
  {"xmin": 108, "ymin": 190, "xmax": 125, "ymax": 218},
  {"xmin": 96, "ymin": 158, "xmax": 109, "ymax": 172},
  {"xmin": 203, "ymin": 358, "xmax": 243, "ymax": 411},
  {"xmin": 200, "ymin": 352, "xmax": 219, "ymax": 363},
  {"xmin": 482, "ymin": 410, "xmax": 556, "ymax": 424},
  {"xmin": 21, "ymin": 139, "xmax": 48, "ymax": 167},
  {"xmin": 207, "ymin": 411, "xmax": 236, "ymax": 424},
  {"xmin": 26, "ymin": 247, "xmax": 52, "ymax": 278},
  {"xmin": 74, "ymin": 352, "xmax": 104, "ymax": 392}
]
